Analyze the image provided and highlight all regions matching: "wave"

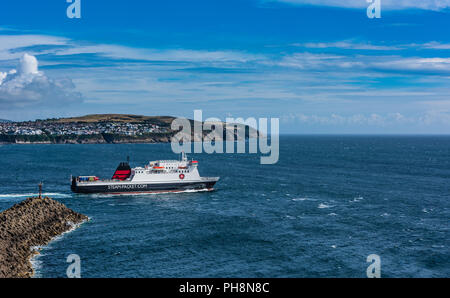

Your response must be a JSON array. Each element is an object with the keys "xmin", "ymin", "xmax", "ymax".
[
  {"xmin": 30, "ymin": 219, "xmax": 88, "ymax": 278},
  {"xmin": 432, "ymin": 245, "xmax": 444, "ymax": 248},
  {"xmin": 29, "ymin": 249, "xmax": 44, "ymax": 278},
  {"xmin": 350, "ymin": 196, "xmax": 364, "ymax": 202},
  {"xmin": 292, "ymin": 197, "xmax": 318, "ymax": 202},
  {"xmin": 88, "ymin": 188, "xmax": 213, "ymax": 198},
  {"xmin": 292, "ymin": 197, "xmax": 309, "ymax": 201},
  {"xmin": 318, "ymin": 203, "xmax": 333, "ymax": 209},
  {"xmin": 0, "ymin": 192, "xmax": 71, "ymax": 199}
]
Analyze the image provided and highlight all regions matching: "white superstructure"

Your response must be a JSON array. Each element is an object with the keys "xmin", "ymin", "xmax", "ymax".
[
  {"xmin": 130, "ymin": 152, "xmax": 201, "ymax": 182},
  {"xmin": 71, "ymin": 152, "xmax": 219, "ymax": 194}
]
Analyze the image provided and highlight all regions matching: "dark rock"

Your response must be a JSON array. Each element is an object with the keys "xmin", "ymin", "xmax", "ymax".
[{"xmin": 0, "ymin": 197, "xmax": 88, "ymax": 278}]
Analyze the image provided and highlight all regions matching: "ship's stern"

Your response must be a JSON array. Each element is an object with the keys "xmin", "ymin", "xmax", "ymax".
[{"xmin": 71, "ymin": 176, "xmax": 84, "ymax": 193}]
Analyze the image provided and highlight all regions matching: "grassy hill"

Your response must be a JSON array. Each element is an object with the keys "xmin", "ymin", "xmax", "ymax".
[
  {"xmin": 1, "ymin": 114, "xmax": 260, "ymax": 144},
  {"xmin": 50, "ymin": 114, "xmax": 176, "ymax": 127},
  {"xmin": 48, "ymin": 114, "xmax": 257, "ymax": 132}
]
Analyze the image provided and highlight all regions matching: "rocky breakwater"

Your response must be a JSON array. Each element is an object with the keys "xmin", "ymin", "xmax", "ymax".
[{"xmin": 0, "ymin": 197, "xmax": 88, "ymax": 278}]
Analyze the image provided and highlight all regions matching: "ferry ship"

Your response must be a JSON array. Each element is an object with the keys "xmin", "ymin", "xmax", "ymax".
[{"xmin": 71, "ymin": 153, "xmax": 219, "ymax": 194}]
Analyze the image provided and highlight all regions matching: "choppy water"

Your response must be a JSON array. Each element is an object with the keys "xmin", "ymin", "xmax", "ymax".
[{"xmin": 0, "ymin": 136, "xmax": 449, "ymax": 277}]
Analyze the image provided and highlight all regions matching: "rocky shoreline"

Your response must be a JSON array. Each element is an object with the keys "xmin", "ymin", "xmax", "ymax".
[
  {"xmin": 0, "ymin": 197, "xmax": 88, "ymax": 278},
  {"xmin": 0, "ymin": 133, "xmax": 173, "ymax": 145}
]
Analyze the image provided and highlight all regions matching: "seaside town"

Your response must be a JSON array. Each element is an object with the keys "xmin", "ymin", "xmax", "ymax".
[{"xmin": 0, "ymin": 120, "xmax": 169, "ymax": 136}]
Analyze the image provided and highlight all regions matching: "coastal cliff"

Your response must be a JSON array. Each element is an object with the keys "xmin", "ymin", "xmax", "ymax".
[
  {"xmin": 0, "ymin": 197, "xmax": 88, "ymax": 278},
  {"xmin": 0, "ymin": 133, "xmax": 173, "ymax": 144},
  {"xmin": 0, "ymin": 114, "xmax": 260, "ymax": 145}
]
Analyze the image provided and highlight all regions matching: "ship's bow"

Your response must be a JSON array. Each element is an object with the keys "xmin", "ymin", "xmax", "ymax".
[{"xmin": 202, "ymin": 177, "xmax": 220, "ymax": 189}]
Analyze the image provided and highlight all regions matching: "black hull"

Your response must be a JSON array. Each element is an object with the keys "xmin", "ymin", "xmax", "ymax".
[{"xmin": 71, "ymin": 178, "xmax": 217, "ymax": 194}]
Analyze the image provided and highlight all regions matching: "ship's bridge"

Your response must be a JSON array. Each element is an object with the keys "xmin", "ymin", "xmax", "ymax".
[{"xmin": 148, "ymin": 153, "xmax": 198, "ymax": 170}]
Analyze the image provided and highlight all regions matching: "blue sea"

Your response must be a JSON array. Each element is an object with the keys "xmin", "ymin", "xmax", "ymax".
[{"xmin": 0, "ymin": 136, "xmax": 448, "ymax": 278}]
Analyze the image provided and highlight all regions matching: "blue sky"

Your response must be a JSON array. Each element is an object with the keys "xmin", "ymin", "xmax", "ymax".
[{"xmin": 0, "ymin": 0, "xmax": 449, "ymax": 133}]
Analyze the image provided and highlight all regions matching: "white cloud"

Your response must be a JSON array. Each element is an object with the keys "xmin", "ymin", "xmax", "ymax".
[
  {"xmin": 51, "ymin": 44, "xmax": 262, "ymax": 65},
  {"xmin": 295, "ymin": 41, "xmax": 399, "ymax": 51},
  {"xmin": 421, "ymin": 41, "xmax": 450, "ymax": 49},
  {"xmin": 270, "ymin": 52, "xmax": 354, "ymax": 69},
  {"xmin": 282, "ymin": 111, "xmax": 450, "ymax": 126},
  {"xmin": 19, "ymin": 53, "xmax": 39, "ymax": 74},
  {"xmin": 282, "ymin": 113, "xmax": 394, "ymax": 126},
  {"xmin": 0, "ymin": 34, "xmax": 262, "ymax": 71},
  {"xmin": 273, "ymin": 0, "xmax": 450, "ymax": 11},
  {"xmin": 372, "ymin": 57, "xmax": 450, "ymax": 73},
  {"xmin": 271, "ymin": 52, "xmax": 450, "ymax": 74},
  {"xmin": 296, "ymin": 40, "xmax": 450, "ymax": 51},
  {"xmin": 419, "ymin": 110, "xmax": 450, "ymax": 125},
  {"xmin": 0, "ymin": 34, "xmax": 448, "ymax": 132},
  {"xmin": 0, "ymin": 35, "xmax": 68, "ymax": 60},
  {"xmin": 1, "ymin": 34, "xmax": 449, "ymax": 76},
  {"xmin": 0, "ymin": 54, "xmax": 82, "ymax": 109}
]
